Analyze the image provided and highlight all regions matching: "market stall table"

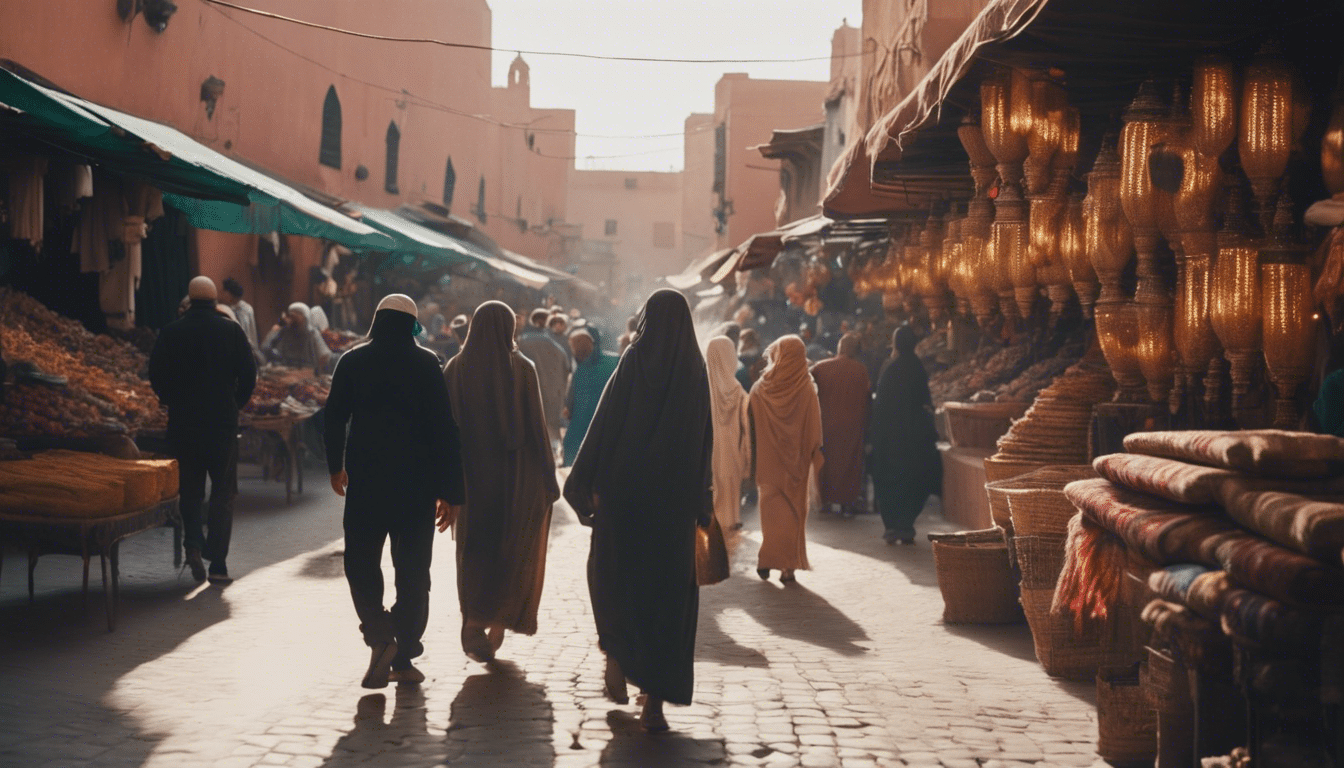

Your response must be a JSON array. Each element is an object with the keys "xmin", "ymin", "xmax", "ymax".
[
  {"xmin": 0, "ymin": 497, "xmax": 181, "ymax": 631},
  {"xmin": 241, "ymin": 413, "xmax": 310, "ymax": 504}
]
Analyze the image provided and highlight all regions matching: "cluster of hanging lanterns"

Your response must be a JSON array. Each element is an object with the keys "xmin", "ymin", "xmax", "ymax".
[{"xmin": 849, "ymin": 44, "xmax": 1325, "ymax": 428}]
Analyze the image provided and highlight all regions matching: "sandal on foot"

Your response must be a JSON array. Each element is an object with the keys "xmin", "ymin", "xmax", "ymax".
[
  {"xmin": 461, "ymin": 626, "xmax": 495, "ymax": 663},
  {"xmin": 757, "ymin": 568, "xmax": 770, "ymax": 580}
]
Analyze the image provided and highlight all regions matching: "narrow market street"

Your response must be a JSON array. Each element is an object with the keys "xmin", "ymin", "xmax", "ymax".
[{"xmin": 0, "ymin": 468, "xmax": 1100, "ymax": 768}]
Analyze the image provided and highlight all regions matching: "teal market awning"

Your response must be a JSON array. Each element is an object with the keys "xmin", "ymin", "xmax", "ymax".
[
  {"xmin": 350, "ymin": 205, "xmax": 552, "ymax": 289},
  {"xmin": 0, "ymin": 67, "xmax": 394, "ymax": 251}
]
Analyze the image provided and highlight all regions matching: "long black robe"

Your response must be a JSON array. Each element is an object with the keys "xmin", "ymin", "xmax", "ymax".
[
  {"xmin": 563, "ymin": 289, "xmax": 713, "ymax": 706},
  {"xmin": 870, "ymin": 349, "xmax": 941, "ymax": 535}
]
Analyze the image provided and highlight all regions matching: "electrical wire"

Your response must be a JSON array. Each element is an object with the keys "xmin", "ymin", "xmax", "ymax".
[
  {"xmin": 201, "ymin": 0, "xmax": 721, "ymax": 143},
  {"xmin": 201, "ymin": 0, "xmax": 859, "ymax": 64}
]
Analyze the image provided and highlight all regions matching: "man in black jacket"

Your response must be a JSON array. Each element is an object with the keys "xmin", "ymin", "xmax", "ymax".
[
  {"xmin": 149, "ymin": 276, "xmax": 257, "ymax": 585},
  {"xmin": 324, "ymin": 294, "xmax": 465, "ymax": 689}
]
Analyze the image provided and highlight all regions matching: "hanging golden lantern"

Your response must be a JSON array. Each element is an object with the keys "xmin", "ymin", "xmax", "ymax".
[
  {"xmin": 1191, "ymin": 55, "xmax": 1237, "ymax": 159},
  {"xmin": 963, "ymin": 196, "xmax": 998, "ymax": 327},
  {"xmin": 1239, "ymin": 44, "xmax": 1294, "ymax": 234},
  {"xmin": 1085, "ymin": 136, "xmax": 1134, "ymax": 303},
  {"xmin": 1121, "ymin": 80, "xmax": 1175, "ymax": 313},
  {"xmin": 1173, "ymin": 253, "xmax": 1220, "ymax": 413},
  {"xmin": 1209, "ymin": 197, "xmax": 1262, "ymax": 410},
  {"xmin": 994, "ymin": 183, "xmax": 1034, "ymax": 319},
  {"xmin": 1060, "ymin": 192, "xmax": 1097, "ymax": 317},
  {"xmin": 1322, "ymin": 98, "xmax": 1344, "ymax": 195},
  {"xmin": 1096, "ymin": 300, "xmax": 1147, "ymax": 402},
  {"xmin": 1135, "ymin": 299, "xmax": 1176, "ymax": 404},
  {"xmin": 981, "ymin": 68, "xmax": 1031, "ymax": 187},
  {"xmin": 1261, "ymin": 262, "xmax": 1315, "ymax": 428},
  {"xmin": 1024, "ymin": 77, "xmax": 1066, "ymax": 195},
  {"xmin": 959, "ymin": 114, "xmax": 999, "ymax": 195},
  {"xmin": 940, "ymin": 210, "xmax": 964, "ymax": 314}
]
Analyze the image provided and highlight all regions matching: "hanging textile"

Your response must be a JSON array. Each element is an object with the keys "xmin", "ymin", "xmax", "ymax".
[{"xmin": 7, "ymin": 155, "xmax": 47, "ymax": 248}]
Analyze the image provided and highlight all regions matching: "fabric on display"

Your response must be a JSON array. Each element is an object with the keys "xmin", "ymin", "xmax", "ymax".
[
  {"xmin": 7, "ymin": 155, "xmax": 46, "ymax": 248},
  {"xmin": 1123, "ymin": 429, "xmax": 1344, "ymax": 479}
]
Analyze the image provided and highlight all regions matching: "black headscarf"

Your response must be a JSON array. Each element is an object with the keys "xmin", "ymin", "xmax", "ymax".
[
  {"xmin": 451, "ymin": 301, "xmax": 522, "ymax": 449},
  {"xmin": 892, "ymin": 324, "xmax": 918, "ymax": 358},
  {"xmin": 368, "ymin": 308, "xmax": 418, "ymax": 344}
]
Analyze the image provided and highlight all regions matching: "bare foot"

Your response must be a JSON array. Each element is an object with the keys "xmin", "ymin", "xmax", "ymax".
[
  {"xmin": 460, "ymin": 626, "xmax": 494, "ymax": 663},
  {"xmin": 603, "ymin": 656, "xmax": 629, "ymax": 704},
  {"xmin": 640, "ymin": 696, "xmax": 668, "ymax": 733},
  {"xmin": 487, "ymin": 626, "xmax": 505, "ymax": 652}
]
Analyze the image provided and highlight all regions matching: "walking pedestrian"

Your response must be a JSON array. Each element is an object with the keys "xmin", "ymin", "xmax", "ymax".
[
  {"xmin": 517, "ymin": 308, "xmax": 572, "ymax": 451},
  {"xmin": 869, "ymin": 325, "xmax": 941, "ymax": 545},
  {"xmin": 148, "ymin": 276, "xmax": 257, "ymax": 585},
  {"xmin": 561, "ymin": 327, "xmax": 619, "ymax": 467},
  {"xmin": 323, "ymin": 294, "xmax": 465, "ymax": 689},
  {"xmin": 811, "ymin": 333, "xmax": 872, "ymax": 515},
  {"xmin": 749, "ymin": 335, "xmax": 823, "ymax": 584},
  {"xmin": 705, "ymin": 336, "xmax": 750, "ymax": 531},
  {"xmin": 563, "ymin": 289, "xmax": 713, "ymax": 733},
  {"xmin": 443, "ymin": 301, "xmax": 560, "ymax": 663},
  {"xmin": 220, "ymin": 278, "xmax": 260, "ymax": 361}
]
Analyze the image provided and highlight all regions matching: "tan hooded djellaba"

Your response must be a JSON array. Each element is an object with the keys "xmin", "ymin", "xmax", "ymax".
[
  {"xmin": 706, "ymin": 336, "xmax": 751, "ymax": 530},
  {"xmin": 443, "ymin": 301, "xmax": 560, "ymax": 638},
  {"xmin": 749, "ymin": 335, "xmax": 823, "ymax": 572}
]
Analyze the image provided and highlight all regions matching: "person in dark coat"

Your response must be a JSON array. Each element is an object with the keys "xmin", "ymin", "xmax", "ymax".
[
  {"xmin": 563, "ymin": 289, "xmax": 713, "ymax": 733},
  {"xmin": 869, "ymin": 325, "xmax": 942, "ymax": 545},
  {"xmin": 324, "ymin": 294, "xmax": 466, "ymax": 689},
  {"xmin": 148, "ymin": 276, "xmax": 257, "ymax": 585}
]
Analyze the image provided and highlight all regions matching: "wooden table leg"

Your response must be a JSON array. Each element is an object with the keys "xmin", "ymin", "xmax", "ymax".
[
  {"xmin": 27, "ymin": 544, "xmax": 38, "ymax": 603},
  {"xmin": 107, "ymin": 541, "xmax": 120, "ymax": 632}
]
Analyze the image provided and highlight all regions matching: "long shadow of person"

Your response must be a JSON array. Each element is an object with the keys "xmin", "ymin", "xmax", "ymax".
[
  {"xmin": 320, "ymin": 686, "xmax": 432, "ymax": 768},
  {"xmin": 443, "ymin": 659, "xmax": 554, "ymax": 768},
  {"xmin": 723, "ymin": 576, "xmax": 871, "ymax": 656},
  {"xmin": 599, "ymin": 709, "xmax": 726, "ymax": 767}
]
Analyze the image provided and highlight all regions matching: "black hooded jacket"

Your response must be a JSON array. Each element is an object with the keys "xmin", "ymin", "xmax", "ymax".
[
  {"xmin": 323, "ymin": 309, "xmax": 465, "ymax": 505},
  {"xmin": 148, "ymin": 300, "xmax": 257, "ymax": 448}
]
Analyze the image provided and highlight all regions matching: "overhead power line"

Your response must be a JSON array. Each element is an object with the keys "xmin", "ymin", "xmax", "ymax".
[{"xmin": 201, "ymin": 0, "xmax": 855, "ymax": 64}]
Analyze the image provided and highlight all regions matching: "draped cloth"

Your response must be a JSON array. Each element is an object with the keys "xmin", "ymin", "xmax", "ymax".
[
  {"xmin": 563, "ymin": 289, "xmax": 712, "ymax": 706},
  {"xmin": 750, "ymin": 335, "xmax": 823, "ymax": 571},
  {"xmin": 444, "ymin": 302, "xmax": 559, "ymax": 635},
  {"xmin": 561, "ymin": 341, "xmax": 619, "ymax": 467},
  {"xmin": 706, "ymin": 336, "xmax": 751, "ymax": 530},
  {"xmin": 517, "ymin": 327, "xmax": 572, "ymax": 442},
  {"xmin": 810, "ymin": 354, "xmax": 871, "ymax": 506}
]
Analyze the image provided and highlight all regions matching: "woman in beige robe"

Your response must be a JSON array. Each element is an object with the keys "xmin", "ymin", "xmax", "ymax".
[
  {"xmin": 749, "ymin": 335, "xmax": 823, "ymax": 583},
  {"xmin": 706, "ymin": 336, "xmax": 751, "ymax": 531},
  {"xmin": 443, "ymin": 301, "xmax": 560, "ymax": 662}
]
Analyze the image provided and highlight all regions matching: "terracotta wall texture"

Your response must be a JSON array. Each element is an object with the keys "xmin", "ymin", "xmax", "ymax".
[
  {"xmin": 567, "ymin": 170, "xmax": 683, "ymax": 299},
  {"xmin": 713, "ymin": 74, "xmax": 828, "ymax": 250},
  {"xmin": 0, "ymin": 0, "xmax": 573, "ymax": 328},
  {"xmin": 681, "ymin": 113, "xmax": 718, "ymax": 264}
]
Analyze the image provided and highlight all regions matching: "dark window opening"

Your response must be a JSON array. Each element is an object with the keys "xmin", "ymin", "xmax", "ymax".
[
  {"xmin": 319, "ymin": 86, "xmax": 342, "ymax": 169},
  {"xmin": 443, "ymin": 157, "xmax": 456, "ymax": 210},
  {"xmin": 712, "ymin": 122, "xmax": 727, "ymax": 194},
  {"xmin": 384, "ymin": 122, "xmax": 401, "ymax": 194},
  {"xmin": 624, "ymin": 177, "xmax": 637, "ymax": 190},
  {"xmin": 474, "ymin": 176, "xmax": 487, "ymax": 223},
  {"xmin": 605, "ymin": 219, "xmax": 618, "ymax": 237}
]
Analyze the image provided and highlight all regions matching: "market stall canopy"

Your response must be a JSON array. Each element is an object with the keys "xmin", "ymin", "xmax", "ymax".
[
  {"xmin": 666, "ymin": 248, "xmax": 735, "ymax": 290},
  {"xmin": 825, "ymin": 0, "xmax": 1344, "ymax": 219},
  {"xmin": 0, "ymin": 66, "xmax": 394, "ymax": 251},
  {"xmin": 350, "ymin": 204, "xmax": 552, "ymax": 289}
]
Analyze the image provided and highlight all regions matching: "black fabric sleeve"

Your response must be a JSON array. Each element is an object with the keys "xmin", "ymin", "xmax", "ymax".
[
  {"xmin": 323, "ymin": 353, "xmax": 355, "ymax": 476},
  {"xmin": 234, "ymin": 324, "xmax": 258, "ymax": 408},
  {"xmin": 428, "ymin": 359, "xmax": 466, "ymax": 504},
  {"xmin": 697, "ymin": 414, "xmax": 714, "ymax": 529}
]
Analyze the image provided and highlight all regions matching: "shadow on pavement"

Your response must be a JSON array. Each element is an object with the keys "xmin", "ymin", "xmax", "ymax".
[
  {"xmin": 443, "ymin": 659, "xmax": 554, "ymax": 767},
  {"xmin": 940, "ymin": 623, "xmax": 1096, "ymax": 704},
  {"xmin": 321, "ymin": 687, "xmax": 434, "ymax": 768},
  {"xmin": 599, "ymin": 709, "xmax": 726, "ymax": 767}
]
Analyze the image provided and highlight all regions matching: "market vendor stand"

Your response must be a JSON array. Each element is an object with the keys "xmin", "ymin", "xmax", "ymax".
[
  {"xmin": 240, "ymin": 413, "xmax": 309, "ymax": 505},
  {"xmin": 0, "ymin": 497, "xmax": 180, "ymax": 631}
]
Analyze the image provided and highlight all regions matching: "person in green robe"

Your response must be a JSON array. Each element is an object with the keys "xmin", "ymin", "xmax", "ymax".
[{"xmin": 562, "ymin": 327, "xmax": 620, "ymax": 467}]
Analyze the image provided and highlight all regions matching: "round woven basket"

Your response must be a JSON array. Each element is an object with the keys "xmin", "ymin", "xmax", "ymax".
[
  {"xmin": 942, "ymin": 401, "xmax": 1029, "ymax": 450},
  {"xmin": 997, "ymin": 464, "xmax": 1095, "ymax": 537},
  {"xmin": 1014, "ymin": 534, "xmax": 1068, "ymax": 590},
  {"xmin": 1097, "ymin": 666, "xmax": 1157, "ymax": 764},
  {"xmin": 1019, "ymin": 587, "xmax": 1112, "ymax": 680},
  {"xmin": 931, "ymin": 536, "xmax": 1023, "ymax": 625},
  {"xmin": 983, "ymin": 456, "xmax": 1051, "ymax": 484}
]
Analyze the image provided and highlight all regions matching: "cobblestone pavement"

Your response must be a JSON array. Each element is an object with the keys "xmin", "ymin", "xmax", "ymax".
[{"xmin": 0, "ymin": 466, "xmax": 1103, "ymax": 767}]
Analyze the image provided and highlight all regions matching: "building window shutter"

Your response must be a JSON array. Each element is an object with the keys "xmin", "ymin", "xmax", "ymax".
[
  {"xmin": 319, "ymin": 86, "xmax": 342, "ymax": 169},
  {"xmin": 712, "ymin": 123, "xmax": 726, "ymax": 194},
  {"xmin": 605, "ymin": 219, "xmax": 618, "ymax": 236},
  {"xmin": 443, "ymin": 157, "xmax": 456, "ymax": 210},
  {"xmin": 384, "ymin": 122, "xmax": 401, "ymax": 194}
]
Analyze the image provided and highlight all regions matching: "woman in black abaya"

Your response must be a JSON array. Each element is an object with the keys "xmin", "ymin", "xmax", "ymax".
[{"xmin": 563, "ymin": 289, "xmax": 713, "ymax": 733}]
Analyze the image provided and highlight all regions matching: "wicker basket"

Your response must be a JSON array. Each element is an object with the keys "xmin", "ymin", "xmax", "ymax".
[
  {"xmin": 1014, "ymin": 534, "xmax": 1068, "ymax": 590},
  {"xmin": 983, "ymin": 455, "xmax": 1051, "ymax": 484},
  {"xmin": 942, "ymin": 401, "xmax": 1029, "ymax": 450},
  {"xmin": 1020, "ymin": 586, "xmax": 1117, "ymax": 680},
  {"xmin": 1141, "ymin": 646, "xmax": 1190, "ymax": 711},
  {"xmin": 1097, "ymin": 666, "xmax": 1157, "ymax": 765},
  {"xmin": 930, "ymin": 530, "xmax": 1023, "ymax": 625},
  {"xmin": 995, "ymin": 464, "xmax": 1096, "ymax": 538}
]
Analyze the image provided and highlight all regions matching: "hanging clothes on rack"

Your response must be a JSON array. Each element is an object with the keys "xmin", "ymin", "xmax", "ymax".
[{"xmin": 7, "ymin": 155, "xmax": 47, "ymax": 248}]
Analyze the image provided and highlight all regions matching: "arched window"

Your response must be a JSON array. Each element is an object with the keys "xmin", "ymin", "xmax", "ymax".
[
  {"xmin": 384, "ymin": 122, "xmax": 401, "ymax": 194},
  {"xmin": 319, "ymin": 86, "xmax": 341, "ymax": 169},
  {"xmin": 443, "ymin": 157, "xmax": 456, "ymax": 210}
]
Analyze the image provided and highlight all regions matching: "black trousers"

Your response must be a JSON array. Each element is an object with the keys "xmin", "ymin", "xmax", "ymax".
[
  {"xmin": 874, "ymin": 480, "xmax": 928, "ymax": 540},
  {"xmin": 343, "ymin": 499, "xmax": 435, "ymax": 664},
  {"xmin": 176, "ymin": 434, "xmax": 239, "ymax": 565}
]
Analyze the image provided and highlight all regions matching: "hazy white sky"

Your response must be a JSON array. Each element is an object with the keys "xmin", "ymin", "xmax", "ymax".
[{"xmin": 487, "ymin": 1, "xmax": 863, "ymax": 172}]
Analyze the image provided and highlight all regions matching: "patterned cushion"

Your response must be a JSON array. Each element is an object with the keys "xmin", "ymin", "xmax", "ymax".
[{"xmin": 1123, "ymin": 430, "xmax": 1344, "ymax": 479}]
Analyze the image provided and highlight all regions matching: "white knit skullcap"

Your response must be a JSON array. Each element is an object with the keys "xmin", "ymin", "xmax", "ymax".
[
  {"xmin": 187, "ymin": 276, "xmax": 217, "ymax": 300},
  {"xmin": 287, "ymin": 302, "xmax": 310, "ymax": 321},
  {"xmin": 376, "ymin": 293, "xmax": 418, "ymax": 318}
]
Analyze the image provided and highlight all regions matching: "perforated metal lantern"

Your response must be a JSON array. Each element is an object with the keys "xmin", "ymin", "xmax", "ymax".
[
  {"xmin": 1191, "ymin": 55, "xmax": 1237, "ymax": 159},
  {"xmin": 1095, "ymin": 299, "xmax": 1147, "ymax": 402},
  {"xmin": 959, "ymin": 114, "xmax": 999, "ymax": 194},
  {"xmin": 1322, "ymin": 99, "xmax": 1344, "ymax": 196},
  {"xmin": 1120, "ymin": 81, "xmax": 1174, "ymax": 311},
  {"xmin": 1210, "ymin": 206, "xmax": 1262, "ymax": 410},
  {"xmin": 1059, "ymin": 193, "xmax": 1097, "ymax": 317},
  {"xmin": 981, "ymin": 68, "xmax": 1031, "ymax": 188},
  {"xmin": 994, "ymin": 183, "xmax": 1034, "ymax": 319},
  {"xmin": 1024, "ymin": 77, "xmax": 1066, "ymax": 195},
  {"xmin": 1262, "ymin": 262, "xmax": 1316, "ymax": 428},
  {"xmin": 1239, "ymin": 45, "xmax": 1293, "ymax": 232},
  {"xmin": 1085, "ymin": 137, "xmax": 1134, "ymax": 303}
]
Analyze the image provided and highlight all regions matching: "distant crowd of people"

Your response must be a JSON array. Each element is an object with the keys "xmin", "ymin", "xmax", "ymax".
[{"xmin": 148, "ymin": 279, "xmax": 941, "ymax": 733}]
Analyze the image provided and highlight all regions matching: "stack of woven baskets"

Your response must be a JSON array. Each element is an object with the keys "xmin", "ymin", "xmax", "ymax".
[
  {"xmin": 983, "ymin": 356, "xmax": 1114, "ymax": 483},
  {"xmin": 928, "ymin": 528, "xmax": 1022, "ymax": 625}
]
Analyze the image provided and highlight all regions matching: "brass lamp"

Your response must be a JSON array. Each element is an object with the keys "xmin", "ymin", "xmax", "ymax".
[
  {"xmin": 1060, "ymin": 192, "xmax": 1097, "ymax": 317},
  {"xmin": 995, "ymin": 183, "xmax": 1034, "ymax": 319},
  {"xmin": 1239, "ymin": 44, "xmax": 1293, "ymax": 234},
  {"xmin": 1209, "ymin": 196, "xmax": 1262, "ymax": 410},
  {"xmin": 1024, "ymin": 77, "xmax": 1066, "ymax": 195},
  {"xmin": 1085, "ymin": 136, "xmax": 1135, "ymax": 303},
  {"xmin": 959, "ymin": 114, "xmax": 999, "ymax": 195},
  {"xmin": 941, "ymin": 209, "xmax": 966, "ymax": 315},
  {"xmin": 964, "ymin": 195, "xmax": 998, "ymax": 327},
  {"xmin": 1261, "ymin": 262, "xmax": 1316, "ymax": 428},
  {"xmin": 1029, "ymin": 175, "xmax": 1068, "ymax": 319},
  {"xmin": 981, "ymin": 68, "xmax": 1031, "ymax": 188},
  {"xmin": 1191, "ymin": 55, "xmax": 1237, "ymax": 159},
  {"xmin": 1096, "ymin": 300, "xmax": 1147, "ymax": 402},
  {"xmin": 921, "ymin": 211, "xmax": 950, "ymax": 320},
  {"xmin": 1120, "ymin": 81, "xmax": 1174, "ymax": 311},
  {"xmin": 1323, "ymin": 96, "xmax": 1344, "ymax": 195}
]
